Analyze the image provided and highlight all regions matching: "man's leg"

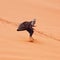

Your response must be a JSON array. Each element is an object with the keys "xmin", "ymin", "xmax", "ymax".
[{"xmin": 27, "ymin": 28, "xmax": 34, "ymax": 42}]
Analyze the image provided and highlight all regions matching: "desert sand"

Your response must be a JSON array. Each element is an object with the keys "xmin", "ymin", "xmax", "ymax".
[{"xmin": 0, "ymin": 0, "xmax": 60, "ymax": 60}]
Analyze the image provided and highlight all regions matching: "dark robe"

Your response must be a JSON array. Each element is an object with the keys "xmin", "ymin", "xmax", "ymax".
[{"xmin": 17, "ymin": 20, "xmax": 36, "ymax": 37}]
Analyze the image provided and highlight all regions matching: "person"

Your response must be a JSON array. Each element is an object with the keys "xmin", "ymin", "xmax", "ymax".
[{"xmin": 17, "ymin": 19, "xmax": 36, "ymax": 42}]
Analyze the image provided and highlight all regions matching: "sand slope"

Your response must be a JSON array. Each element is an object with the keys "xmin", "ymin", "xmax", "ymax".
[{"xmin": 0, "ymin": 0, "xmax": 60, "ymax": 60}]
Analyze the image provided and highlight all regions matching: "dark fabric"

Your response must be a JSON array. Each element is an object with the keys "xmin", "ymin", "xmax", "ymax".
[
  {"xmin": 17, "ymin": 21, "xmax": 35, "ymax": 37},
  {"xmin": 17, "ymin": 21, "xmax": 32, "ymax": 31},
  {"xmin": 26, "ymin": 28, "xmax": 34, "ymax": 37}
]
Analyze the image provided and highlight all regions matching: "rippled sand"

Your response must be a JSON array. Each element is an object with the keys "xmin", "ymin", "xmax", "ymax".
[{"xmin": 0, "ymin": 0, "xmax": 60, "ymax": 60}]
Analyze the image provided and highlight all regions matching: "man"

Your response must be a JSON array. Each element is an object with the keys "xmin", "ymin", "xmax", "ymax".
[{"xmin": 17, "ymin": 19, "xmax": 36, "ymax": 42}]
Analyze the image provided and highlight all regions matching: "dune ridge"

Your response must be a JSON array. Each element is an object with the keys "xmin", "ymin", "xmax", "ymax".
[
  {"xmin": 0, "ymin": 18, "xmax": 60, "ymax": 41},
  {"xmin": 0, "ymin": 0, "xmax": 60, "ymax": 60}
]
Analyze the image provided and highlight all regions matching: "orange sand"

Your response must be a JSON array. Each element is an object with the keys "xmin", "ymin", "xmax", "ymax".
[{"xmin": 0, "ymin": 0, "xmax": 60, "ymax": 60}]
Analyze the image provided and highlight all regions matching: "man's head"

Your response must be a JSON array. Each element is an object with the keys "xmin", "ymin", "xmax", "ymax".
[{"xmin": 31, "ymin": 19, "xmax": 36, "ymax": 27}]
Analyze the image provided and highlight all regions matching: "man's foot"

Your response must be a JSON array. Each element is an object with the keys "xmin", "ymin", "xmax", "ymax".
[{"xmin": 29, "ymin": 37, "xmax": 34, "ymax": 42}]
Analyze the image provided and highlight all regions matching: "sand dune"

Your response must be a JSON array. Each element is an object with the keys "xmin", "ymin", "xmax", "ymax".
[{"xmin": 0, "ymin": 0, "xmax": 60, "ymax": 60}]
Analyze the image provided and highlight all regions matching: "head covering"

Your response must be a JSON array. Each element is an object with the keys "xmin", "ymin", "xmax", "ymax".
[{"xmin": 31, "ymin": 19, "xmax": 36, "ymax": 26}]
